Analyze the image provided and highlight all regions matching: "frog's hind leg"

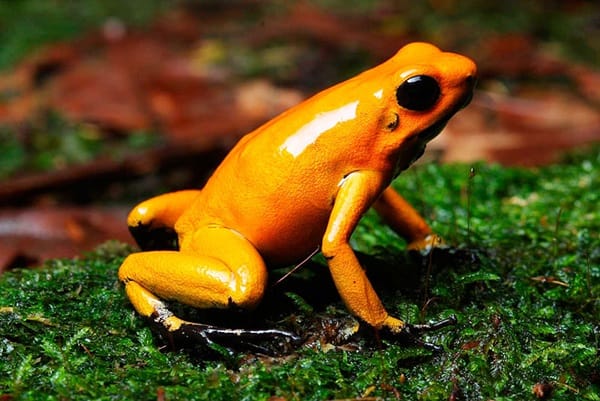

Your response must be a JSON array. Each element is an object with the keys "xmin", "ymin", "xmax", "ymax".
[
  {"xmin": 121, "ymin": 278, "xmax": 298, "ymax": 354},
  {"xmin": 118, "ymin": 226, "xmax": 300, "ymax": 352},
  {"xmin": 373, "ymin": 186, "xmax": 442, "ymax": 251},
  {"xmin": 127, "ymin": 190, "xmax": 202, "ymax": 250}
]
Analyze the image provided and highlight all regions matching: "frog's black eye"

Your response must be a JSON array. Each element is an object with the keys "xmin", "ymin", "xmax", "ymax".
[{"xmin": 396, "ymin": 75, "xmax": 440, "ymax": 111}]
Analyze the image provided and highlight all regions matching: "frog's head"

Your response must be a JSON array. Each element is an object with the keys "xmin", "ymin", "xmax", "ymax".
[{"xmin": 370, "ymin": 42, "xmax": 477, "ymax": 174}]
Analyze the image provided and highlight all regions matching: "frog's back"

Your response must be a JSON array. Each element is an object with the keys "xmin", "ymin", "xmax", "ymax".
[{"xmin": 176, "ymin": 42, "xmax": 476, "ymax": 263}]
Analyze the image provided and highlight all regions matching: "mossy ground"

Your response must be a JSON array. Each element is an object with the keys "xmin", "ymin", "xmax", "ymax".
[
  {"xmin": 1, "ymin": 148, "xmax": 598, "ymax": 400},
  {"xmin": 0, "ymin": 1, "xmax": 598, "ymax": 399}
]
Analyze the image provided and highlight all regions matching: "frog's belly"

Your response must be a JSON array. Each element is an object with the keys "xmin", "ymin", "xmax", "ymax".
[{"xmin": 192, "ymin": 154, "xmax": 342, "ymax": 266}]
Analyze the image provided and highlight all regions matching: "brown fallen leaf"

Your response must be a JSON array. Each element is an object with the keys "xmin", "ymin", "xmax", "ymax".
[
  {"xmin": 49, "ymin": 61, "xmax": 151, "ymax": 132},
  {"xmin": 149, "ymin": 73, "xmax": 303, "ymax": 146},
  {"xmin": 245, "ymin": 2, "xmax": 409, "ymax": 59},
  {"xmin": 478, "ymin": 34, "xmax": 566, "ymax": 79},
  {"xmin": 0, "ymin": 207, "xmax": 132, "ymax": 273},
  {"xmin": 434, "ymin": 88, "xmax": 600, "ymax": 166}
]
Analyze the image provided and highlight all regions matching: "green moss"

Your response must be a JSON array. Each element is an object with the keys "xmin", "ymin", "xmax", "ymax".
[{"xmin": 1, "ymin": 148, "xmax": 599, "ymax": 400}]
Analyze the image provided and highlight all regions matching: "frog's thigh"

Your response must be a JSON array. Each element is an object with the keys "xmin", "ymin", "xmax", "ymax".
[{"xmin": 119, "ymin": 227, "xmax": 267, "ymax": 312}]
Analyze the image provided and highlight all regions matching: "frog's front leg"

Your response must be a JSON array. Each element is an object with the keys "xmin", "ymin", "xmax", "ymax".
[
  {"xmin": 118, "ymin": 226, "xmax": 299, "ymax": 351},
  {"xmin": 128, "ymin": 190, "xmax": 201, "ymax": 250},
  {"xmin": 323, "ymin": 171, "xmax": 406, "ymax": 332},
  {"xmin": 373, "ymin": 186, "xmax": 443, "ymax": 252},
  {"xmin": 323, "ymin": 172, "xmax": 455, "ymax": 341}
]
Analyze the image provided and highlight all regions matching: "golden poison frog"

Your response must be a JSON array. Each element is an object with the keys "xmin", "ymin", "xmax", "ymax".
[{"xmin": 119, "ymin": 42, "xmax": 477, "ymax": 350}]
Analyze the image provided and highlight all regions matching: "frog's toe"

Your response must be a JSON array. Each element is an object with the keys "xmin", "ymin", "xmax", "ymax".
[
  {"xmin": 407, "ymin": 314, "xmax": 457, "ymax": 333},
  {"xmin": 383, "ymin": 315, "xmax": 457, "ymax": 353},
  {"xmin": 164, "ymin": 321, "xmax": 301, "ymax": 355},
  {"xmin": 407, "ymin": 234, "xmax": 447, "ymax": 253}
]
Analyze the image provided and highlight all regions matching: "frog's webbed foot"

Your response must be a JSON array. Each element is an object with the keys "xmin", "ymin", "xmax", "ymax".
[
  {"xmin": 383, "ymin": 315, "xmax": 457, "ymax": 353},
  {"xmin": 154, "ymin": 318, "xmax": 302, "ymax": 356}
]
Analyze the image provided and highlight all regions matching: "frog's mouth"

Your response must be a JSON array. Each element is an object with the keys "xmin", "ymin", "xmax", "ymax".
[{"xmin": 413, "ymin": 87, "xmax": 474, "ymax": 155}]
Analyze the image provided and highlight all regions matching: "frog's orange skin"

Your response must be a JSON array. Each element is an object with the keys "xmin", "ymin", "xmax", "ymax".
[{"xmin": 119, "ymin": 42, "xmax": 476, "ymax": 336}]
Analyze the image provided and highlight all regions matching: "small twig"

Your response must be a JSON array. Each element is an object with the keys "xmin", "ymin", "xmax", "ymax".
[
  {"xmin": 273, "ymin": 246, "xmax": 320, "ymax": 286},
  {"xmin": 466, "ymin": 166, "xmax": 476, "ymax": 245},
  {"xmin": 530, "ymin": 276, "xmax": 569, "ymax": 287}
]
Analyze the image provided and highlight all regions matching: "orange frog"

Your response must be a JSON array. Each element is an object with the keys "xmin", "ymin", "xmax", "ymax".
[{"xmin": 119, "ymin": 42, "xmax": 476, "ymax": 349}]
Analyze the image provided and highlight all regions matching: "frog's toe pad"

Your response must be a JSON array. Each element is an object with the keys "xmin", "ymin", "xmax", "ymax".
[{"xmin": 407, "ymin": 234, "xmax": 447, "ymax": 253}]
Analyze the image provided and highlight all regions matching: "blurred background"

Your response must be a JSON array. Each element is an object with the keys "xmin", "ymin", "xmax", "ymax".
[{"xmin": 0, "ymin": 0, "xmax": 598, "ymax": 271}]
